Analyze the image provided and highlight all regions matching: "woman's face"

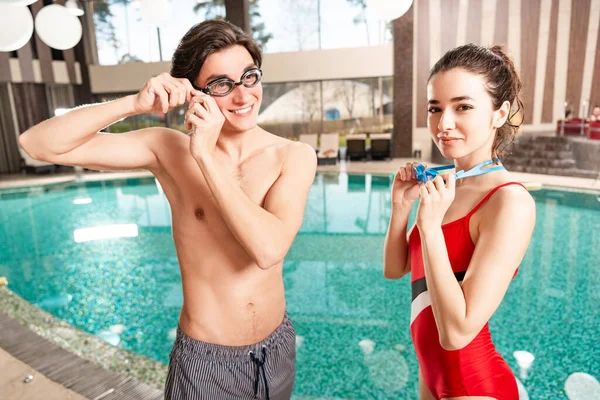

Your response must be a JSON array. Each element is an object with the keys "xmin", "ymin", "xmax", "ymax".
[{"xmin": 427, "ymin": 68, "xmax": 509, "ymax": 160}]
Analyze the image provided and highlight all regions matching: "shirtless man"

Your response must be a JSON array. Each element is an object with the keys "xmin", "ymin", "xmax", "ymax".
[{"xmin": 19, "ymin": 20, "xmax": 317, "ymax": 400}]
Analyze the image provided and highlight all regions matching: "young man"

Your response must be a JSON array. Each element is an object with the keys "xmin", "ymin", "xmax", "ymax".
[{"xmin": 19, "ymin": 20, "xmax": 317, "ymax": 400}]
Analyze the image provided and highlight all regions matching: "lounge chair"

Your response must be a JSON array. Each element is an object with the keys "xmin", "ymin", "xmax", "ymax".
[
  {"xmin": 369, "ymin": 133, "xmax": 392, "ymax": 160},
  {"xmin": 589, "ymin": 121, "xmax": 600, "ymax": 140},
  {"xmin": 318, "ymin": 133, "xmax": 339, "ymax": 165},
  {"xmin": 346, "ymin": 134, "xmax": 367, "ymax": 160},
  {"xmin": 557, "ymin": 119, "xmax": 587, "ymax": 136},
  {"xmin": 299, "ymin": 133, "xmax": 319, "ymax": 153}
]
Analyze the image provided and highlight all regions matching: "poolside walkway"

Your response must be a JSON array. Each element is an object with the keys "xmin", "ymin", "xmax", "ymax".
[
  {"xmin": 0, "ymin": 158, "xmax": 598, "ymax": 191},
  {"xmin": 0, "ymin": 347, "xmax": 86, "ymax": 400},
  {"xmin": 0, "ymin": 311, "xmax": 163, "ymax": 400}
]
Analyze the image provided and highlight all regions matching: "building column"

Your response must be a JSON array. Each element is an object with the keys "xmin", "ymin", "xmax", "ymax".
[
  {"xmin": 392, "ymin": 4, "xmax": 415, "ymax": 158},
  {"xmin": 225, "ymin": 0, "xmax": 251, "ymax": 33}
]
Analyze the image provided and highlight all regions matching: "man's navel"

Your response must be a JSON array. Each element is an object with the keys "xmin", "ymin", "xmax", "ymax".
[{"xmin": 194, "ymin": 208, "xmax": 206, "ymax": 220}]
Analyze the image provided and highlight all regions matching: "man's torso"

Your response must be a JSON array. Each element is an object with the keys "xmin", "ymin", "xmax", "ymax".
[{"xmin": 150, "ymin": 128, "xmax": 293, "ymax": 346}]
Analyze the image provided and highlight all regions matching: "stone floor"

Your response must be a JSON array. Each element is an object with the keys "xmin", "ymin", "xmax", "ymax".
[
  {"xmin": 0, "ymin": 286, "xmax": 165, "ymax": 400},
  {"xmin": 0, "ymin": 348, "xmax": 86, "ymax": 400}
]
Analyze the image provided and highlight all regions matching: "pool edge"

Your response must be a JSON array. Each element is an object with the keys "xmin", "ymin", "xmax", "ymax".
[{"xmin": 0, "ymin": 286, "xmax": 167, "ymax": 391}]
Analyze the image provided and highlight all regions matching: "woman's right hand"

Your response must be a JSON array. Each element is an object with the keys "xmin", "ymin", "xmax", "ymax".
[
  {"xmin": 392, "ymin": 162, "xmax": 421, "ymax": 207},
  {"xmin": 134, "ymin": 73, "xmax": 196, "ymax": 114}
]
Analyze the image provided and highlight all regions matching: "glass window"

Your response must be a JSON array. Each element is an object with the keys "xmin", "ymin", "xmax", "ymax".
[
  {"xmin": 256, "ymin": 0, "xmax": 392, "ymax": 53},
  {"xmin": 259, "ymin": 81, "xmax": 322, "ymax": 136},
  {"xmin": 94, "ymin": 0, "xmax": 393, "ymax": 63},
  {"xmin": 259, "ymin": 76, "xmax": 393, "ymax": 138},
  {"xmin": 95, "ymin": 0, "xmax": 210, "ymax": 65},
  {"xmin": 94, "ymin": 0, "xmax": 277, "ymax": 65},
  {"xmin": 257, "ymin": 0, "xmax": 320, "ymax": 52},
  {"xmin": 96, "ymin": 93, "xmax": 167, "ymax": 133}
]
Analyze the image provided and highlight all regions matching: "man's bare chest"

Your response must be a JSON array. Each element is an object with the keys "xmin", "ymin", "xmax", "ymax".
[{"xmin": 159, "ymin": 153, "xmax": 282, "ymax": 221}]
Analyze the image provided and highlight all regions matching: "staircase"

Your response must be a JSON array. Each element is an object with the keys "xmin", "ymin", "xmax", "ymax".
[{"xmin": 503, "ymin": 135, "xmax": 598, "ymax": 179}]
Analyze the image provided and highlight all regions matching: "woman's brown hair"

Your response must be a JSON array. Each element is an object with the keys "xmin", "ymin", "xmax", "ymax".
[{"xmin": 429, "ymin": 43, "xmax": 524, "ymax": 159}]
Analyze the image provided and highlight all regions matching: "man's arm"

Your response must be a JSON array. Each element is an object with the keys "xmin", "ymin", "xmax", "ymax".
[
  {"xmin": 19, "ymin": 74, "xmax": 194, "ymax": 171},
  {"xmin": 196, "ymin": 142, "xmax": 317, "ymax": 269}
]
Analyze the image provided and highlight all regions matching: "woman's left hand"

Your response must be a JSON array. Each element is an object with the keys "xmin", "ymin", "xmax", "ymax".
[
  {"xmin": 416, "ymin": 174, "xmax": 456, "ymax": 232},
  {"xmin": 186, "ymin": 92, "xmax": 225, "ymax": 160}
]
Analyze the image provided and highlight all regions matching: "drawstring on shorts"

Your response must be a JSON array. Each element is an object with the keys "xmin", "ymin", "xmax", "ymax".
[{"xmin": 249, "ymin": 345, "xmax": 270, "ymax": 400}]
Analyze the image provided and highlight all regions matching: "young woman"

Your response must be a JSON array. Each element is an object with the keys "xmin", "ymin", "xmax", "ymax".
[{"xmin": 383, "ymin": 44, "xmax": 536, "ymax": 400}]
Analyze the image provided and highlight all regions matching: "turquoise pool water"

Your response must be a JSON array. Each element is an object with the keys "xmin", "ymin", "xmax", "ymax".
[{"xmin": 0, "ymin": 174, "xmax": 598, "ymax": 399}]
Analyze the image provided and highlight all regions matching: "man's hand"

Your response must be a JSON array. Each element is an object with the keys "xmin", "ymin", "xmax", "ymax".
[
  {"xmin": 186, "ymin": 93, "xmax": 225, "ymax": 160},
  {"xmin": 134, "ymin": 73, "xmax": 195, "ymax": 114}
]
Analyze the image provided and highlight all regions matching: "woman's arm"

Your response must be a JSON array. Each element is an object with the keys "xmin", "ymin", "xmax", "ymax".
[
  {"xmin": 418, "ymin": 177, "xmax": 535, "ymax": 350},
  {"xmin": 383, "ymin": 162, "xmax": 421, "ymax": 279},
  {"xmin": 383, "ymin": 205, "xmax": 413, "ymax": 279}
]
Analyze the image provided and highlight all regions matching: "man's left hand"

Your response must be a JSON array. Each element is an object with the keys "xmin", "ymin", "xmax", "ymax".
[{"xmin": 186, "ymin": 92, "xmax": 225, "ymax": 160}]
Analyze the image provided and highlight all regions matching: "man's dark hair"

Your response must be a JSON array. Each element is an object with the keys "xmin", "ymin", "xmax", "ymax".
[{"xmin": 171, "ymin": 20, "xmax": 262, "ymax": 89}]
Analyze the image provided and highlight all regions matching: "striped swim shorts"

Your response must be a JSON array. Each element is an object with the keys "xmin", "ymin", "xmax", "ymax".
[{"xmin": 164, "ymin": 313, "xmax": 296, "ymax": 400}]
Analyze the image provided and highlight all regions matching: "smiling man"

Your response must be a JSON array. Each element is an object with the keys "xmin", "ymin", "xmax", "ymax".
[{"xmin": 19, "ymin": 20, "xmax": 317, "ymax": 400}]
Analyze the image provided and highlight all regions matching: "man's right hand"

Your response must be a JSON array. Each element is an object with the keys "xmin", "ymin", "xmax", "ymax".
[
  {"xmin": 134, "ymin": 73, "xmax": 196, "ymax": 114},
  {"xmin": 392, "ymin": 162, "xmax": 421, "ymax": 207}
]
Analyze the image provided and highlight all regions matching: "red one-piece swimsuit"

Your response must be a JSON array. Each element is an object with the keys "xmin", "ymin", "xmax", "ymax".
[{"xmin": 409, "ymin": 182, "xmax": 524, "ymax": 400}]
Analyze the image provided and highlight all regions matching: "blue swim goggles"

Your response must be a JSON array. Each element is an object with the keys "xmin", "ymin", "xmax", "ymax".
[{"xmin": 413, "ymin": 158, "xmax": 504, "ymax": 183}]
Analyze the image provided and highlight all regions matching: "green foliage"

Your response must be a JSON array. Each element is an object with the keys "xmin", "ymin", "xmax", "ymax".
[
  {"xmin": 346, "ymin": 0, "xmax": 367, "ymax": 24},
  {"xmin": 119, "ymin": 53, "xmax": 143, "ymax": 64},
  {"xmin": 93, "ymin": 0, "xmax": 132, "ymax": 61}
]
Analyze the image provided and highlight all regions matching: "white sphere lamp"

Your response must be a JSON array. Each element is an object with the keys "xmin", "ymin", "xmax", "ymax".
[
  {"xmin": 35, "ymin": 4, "xmax": 82, "ymax": 50},
  {"xmin": 367, "ymin": 0, "xmax": 414, "ymax": 21},
  {"xmin": 0, "ymin": 4, "xmax": 34, "ymax": 52},
  {"xmin": 140, "ymin": 0, "xmax": 170, "ymax": 26}
]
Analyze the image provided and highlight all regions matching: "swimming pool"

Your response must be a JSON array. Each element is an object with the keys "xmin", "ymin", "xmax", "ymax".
[{"xmin": 0, "ymin": 173, "xmax": 598, "ymax": 399}]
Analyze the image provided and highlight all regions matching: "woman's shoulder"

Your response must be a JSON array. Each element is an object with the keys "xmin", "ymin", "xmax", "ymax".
[
  {"xmin": 480, "ymin": 180, "xmax": 536, "ymax": 226},
  {"xmin": 492, "ymin": 180, "xmax": 534, "ymax": 204}
]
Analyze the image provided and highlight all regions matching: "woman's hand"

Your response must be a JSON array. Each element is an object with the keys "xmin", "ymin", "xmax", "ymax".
[
  {"xmin": 416, "ymin": 174, "xmax": 455, "ymax": 231},
  {"xmin": 392, "ymin": 162, "xmax": 421, "ymax": 208}
]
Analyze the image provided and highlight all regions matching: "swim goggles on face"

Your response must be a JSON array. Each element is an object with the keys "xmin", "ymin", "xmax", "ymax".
[{"xmin": 198, "ymin": 68, "xmax": 262, "ymax": 97}]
